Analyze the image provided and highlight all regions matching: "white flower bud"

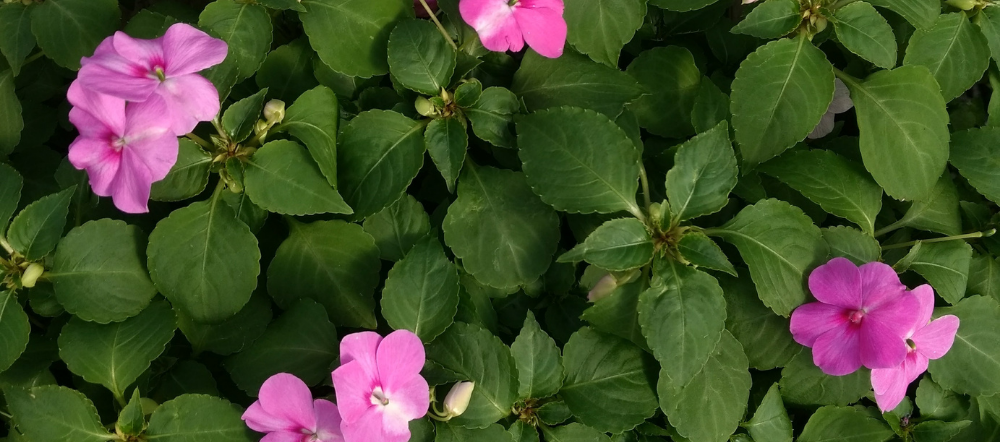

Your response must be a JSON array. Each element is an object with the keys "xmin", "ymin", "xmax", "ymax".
[
  {"xmin": 263, "ymin": 100, "xmax": 286, "ymax": 124},
  {"xmin": 443, "ymin": 382, "xmax": 474, "ymax": 417},
  {"xmin": 588, "ymin": 274, "xmax": 617, "ymax": 302},
  {"xmin": 20, "ymin": 263, "xmax": 43, "ymax": 288}
]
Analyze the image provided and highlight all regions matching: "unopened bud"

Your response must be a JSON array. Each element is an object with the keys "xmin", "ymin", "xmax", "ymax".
[
  {"xmin": 946, "ymin": 0, "xmax": 977, "ymax": 10},
  {"xmin": 443, "ymin": 382, "xmax": 474, "ymax": 417},
  {"xmin": 814, "ymin": 16, "xmax": 828, "ymax": 33},
  {"xmin": 255, "ymin": 120, "xmax": 268, "ymax": 134},
  {"xmin": 588, "ymin": 274, "xmax": 618, "ymax": 302},
  {"xmin": 21, "ymin": 263, "xmax": 43, "ymax": 288},
  {"xmin": 263, "ymin": 100, "xmax": 285, "ymax": 124},
  {"xmin": 415, "ymin": 97, "xmax": 436, "ymax": 117}
]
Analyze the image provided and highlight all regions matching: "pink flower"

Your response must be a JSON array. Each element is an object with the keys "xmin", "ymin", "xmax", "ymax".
[
  {"xmin": 871, "ymin": 285, "xmax": 959, "ymax": 412},
  {"xmin": 459, "ymin": 0, "xmax": 567, "ymax": 58},
  {"xmin": 67, "ymin": 81, "xmax": 178, "ymax": 214},
  {"xmin": 77, "ymin": 23, "xmax": 228, "ymax": 135},
  {"xmin": 790, "ymin": 258, "xmax": 921, "ymax": 376},
  {"xmin": 242, "ymin": 373, "xmax": 344, "ymax": 442},
  {"xmin": 808, "ymin": 78, "xmax": 854, "ymax": 139},
  {"xmin": 332, "ymin": 330, "xmax": 430, "ymax": 442}
]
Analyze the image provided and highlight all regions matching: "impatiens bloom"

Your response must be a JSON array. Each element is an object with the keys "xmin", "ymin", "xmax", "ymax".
[
  {"xmin": 871, "ymin": 285, "xmax": 960, "ymax": 412},
  {"xmin": 460, "ymin": 0, "xmax": 567, "ymax": 58},
  {"xmin": 332, "ymin": 330, "xmax": 430, "ymax": 442},
  {"xmin": 790, "ymin": 258, "xmax": 921, "ymax": 376},
  {"xmin": 78, "ymin": 23, "xmax": 228, "ymax": 135},
  {"xmin": 242, "ymin": 373, "xmax": 344, "ymax": 442},
  {"xmin": 808, "ymin": 78, "xmax": 853, "ymax": 139},
  {"xmin": 67, "ymin": 81, "xmax": 178, "ymax": 214}
]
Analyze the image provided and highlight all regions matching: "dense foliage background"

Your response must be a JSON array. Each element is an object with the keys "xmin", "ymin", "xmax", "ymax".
[{"xmin": 1, "ymin": 0, "xmax": 1000, "ymax": 441}]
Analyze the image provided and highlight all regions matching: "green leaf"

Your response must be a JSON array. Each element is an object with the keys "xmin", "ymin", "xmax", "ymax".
[
  {"xmin": 949, "ymin": 127, "xmax": 1000, "ymax": 204},
  {"xmin": 0, "ymin": 69, "xmax": 19, "ymax": 156},
  {"xmin": 117, "ymin": 389, "xmax": 144, "ymax": 436},
  {"xmin": 650, "ymin": 0, "xmax": 721, "ymax": 12},
  {"xmin": 977, "ymin": 6, "xmax": 1000, "ymax": 62},
  {"xmin": 904, "ymin": 12, "xmax": 990, "ymax": 102},
  {"xmin": 928, "ymin": 296, "xmax": 1000, "ymax": 396},
  {"xmin": 510, "ymin": 311, "xmax": 564, "ymax": 400},
  {"xmin": 388, "ymin": 19, "xmax": 456, "ymax": 95},
  {"xmin": 225, "ymin": 299, "xmax": 339, "ymax": 395},
  {"xmin": 0, "ymin": 3, "xmax": 35, "ymax": 76},
  {"xmin": 639, "ymin": 259, "xmax": 727, "ymax": 386},
  {"xmin": 665, "ymin": 121, "xmax": 738, "ymax": 221},
  {"xmin": 625, "ymin": 46, "xmax": 701, "ymax": 138},
  {"xmin": 258, "ymin": 0, "xmax": 307, "ymax": 11},
  {"xmin": 362, "ymin": 194, "xmax": 431, "ymax": 262},
  {"xmin": 283, "ymin": 86, "xmax": 340, "ymax": 186},
  {"xmin": 147, "ymin": 198, "xmax": 260, "ymax": 323},
  {"xmin": 833, "ymin": 2, "xmax": 898, "ymax": 69},
  {"xmin": 443, "ymin": 164, "xmax": 560, "ymax": 289},
  {"xmin": 6, "ymin": 386, "xmax": 112, "ymax": 442},
  {"xmin": 822, "ymin": 226, "xmax": 881, "ymax": 265},
  {"xmin": 759, "ymin": 150, "xmax": 883, "ymax": 234},
  {"xmin": 709, "ymin": 199, "xmax": 827, "ymax": 316},
  {"xmin": 559, "ymin": 218, "xmax": 653, "ymax": 271},
  {"xmin": 267, "ymin": 220, "xmax": 380, "ymax": 329},
  {"xmin": 299, "ymin": 0, "xmax": 411, "ymax": 78},
  {"xmin": 427, "ymin": 322, "xmax": 518, "ymax": 428},
  {"xmin": 49, "ymin": 219, "xmax": 157, "ymax": 324},
  {"xmin": 222, "ymin": 191, "xmax": 268, "ymax": 234},
  {"xmin": 676, "ymin": 233, "xmax": 737, "ymax": 276},
  {"xmin": 536, "ymin": 401, "xmax": 572, "ymax": 426},
  {"xmin": 517, "ymin": 106, "xmax": 641, "ymax": 215},
  {"xmin": 425, "ymin": 117, "xmax": 467, "ymax": 193},
  {"xmin": 28, "ymin": 0, "xmax": 119, "ymax": 70},
  {"xmin": 177, "ymin": 292, "xmax": 272, "ymax": 356},
  {"xmin": 911, "ymin": 421, "xmax": 972, "ymax": 442},
  {"xmin": 153, "ymin": 361, "xmax": 221, "ymax": 408},
  {"xmin": 731, "ymin": 36, "xmax": 834, "ymax": 169},
  {"xmin": 691, "ymin": 79, "xmax": 731, "ymax": 134},
  {"xmin": 798, "ymin": 406, "xmax": 895, "ymax": 442},
  {"xmin": 561, "ymin": 327, "xmax": 658, "ymax": 433},
  {"xmin": 150, "ymin": 139, "xmax": 212, "ymax": 202},
  {"xmin": 508, "ymin": 421, "xmax": 538, "ymax": 442},
  {"xmin": 916, "ymin": 378, "xmax": 967, "ymax": 421},
  {"xmin": 581, "ymin": 279, "xmax": 648, "ymax": 350},
  {"xmin": 145, "ymin": 394, "xmax": 254, "ymax": 442},
  {"xmin": 0, "ymin": 290, "xmax": 29, "ymax": 373},
  {"xmin": 564, "ymin": 0, "xmax": 647, "ymax": 66},
  {"xmin": 867, "ymin": 0, "xmax": 939, "ymax": 30},
  {"xmin": 436, "ymin": 423, "xmax": 513, "ymax": 442},
  {"xmin": 222, "ymin": 88, "xmax": 268, "ymax": 143},
  {"xmin": 969, "ymin": 254, "xmax": 1000, "ymax": 303},
  {"xmin": 720, "ymin": 272, "xmax": 798, "ymax": 370},
  {"xmin": 381, "ymin": 236, "xmax": 460, "ymax": 342},
  {"xmin": 540, "ymin": 423, "xmax": 611, "ymax": 442},
  {"xmin": 124, "ymin": 10, "xmax": 177, "ymax": 38},
  {"xmin": 746, "ymin": 383, "xmax": 793, "ymax": 442},
  {"xmin": 841, "ymin": 66, "xmax": 949, "ymax": 201},
  {"xmin": 658, "ymin": 331, "xmax": 750, "ymax": 442},
  {"xmin": 732, "ymin": 0, "xmax": 801, "ymax": 39},
  {"xmin": 198, "ymin": 0, "xmax": 272, "ymax": 81},
  {"xmin": 465, "ymin": 87, "xmax": 519, "ymax": 148},
  {"xmin": 897, "ymin": 241, "xmax": 972, "ymax": 305},
  {"xmin": 0, "ymin": 162, "xmax": 22, "ymax": 237},
  {"xmin": 58, "ymin": 301, "xmax": 175, "ymax": 399},
  {"xmin": 255, "ymin": 39, "xmax": 319, "ymax": 104},
  {"xmin": 511, "ymin": 50, "xmax": 645, "ymax": 118},
  {"xmin": 895, "ymin": 174, "xmax": 961, "ymax": 236},
  {"xmin": 245, "ymin": 140, "xmax": 352, "ymax": 215},
  {"xmin": 780, "ymin": 350, "xmax": 871, "ymax": 406},
  {"xmin": 338, "ymin": 110, "xmax": 425, "ymax": 219},
  {"xmin": 7, "ymin": 186, "xmax": 73, "ymax": 260}
]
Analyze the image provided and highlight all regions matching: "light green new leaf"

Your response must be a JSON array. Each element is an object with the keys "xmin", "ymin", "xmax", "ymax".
[
  {"xmin": 388, "ymin": 19, "xmax": 456, "ymax": 95},
  {"xmin": 565, "ymin": 0, "xmax": 646, "ymax": 66},
  {"xmin": 709, "ymin": 199, "xmax": 827, "ymax": 316},
  {"xmin": 425, "ymin": 117, "xmax": 467, "ymax": 193},
  {"xmin": 928, "ymin": 296, "xmax": 1000, "ymax": 396},
  {"xmin": 284, "ymin": 86, "xmax": 341, "ymax": 186},
  {"xmin": 894, "ymin": 174, "xmax": 961, "ymax": 236},
  {"xmin": 58, "ymin": 301, "xmax": 176, "ymax": 399},
  {"xmin": 50, "ymin": 219, "xmax": 158, "ymax": 324},
  {"xmin": 178, "ymin": 292, "xmax": 272, "ymax": 356},
  {"xmin": 464, "ymin": 87, "xmax": 519, "ymax": 148},
  {"xmin": 442, "ymin": 164, "xmax": 560, "ymax": 289},
  {"xmin": 968, "ymin": 254, "xmax": 1000, "ymax": 303},
  {"xmin": 511, "ymin": 50, "xmax": 645, "ymax": 118},
  {"xmin": 799, "ymin": 406, "xmax": 894, "ymax": 442},
  {"xmin": 0, "ymin": 162, "xmax": 23, "ymax": 236},
  {"xmin": 381, "ymin": 236, "xmax": 460, "ymax": 342},
  {"xmin": 145, "ymin": 394, "xmax": 254, "ymax": 442},
  {"xmin": 904, "ymin": 12, "xmax": 990, "ymax": 102},
  {"xmin": 267, "ymin": 220, "xmax": 380, "ymax": 329},
  {"xmin": 897, "ymin": 241, "xmax": 972, "ymax": 305},
  {"xmin": 29, "ymin": 0, "xmax": 119, "ymax": 70},
  {"xmin": 0, "ymin": 3, "xmax": 35, "ymax": 76},
  {"xmin": 299, "ymin": 0, "xmax": 411, "ymax": 78},
  {"xmin": 7, "ymin": 386, "xmax": 112, "ymax": 442},
  {"xmin": 759, "ymin": 149, "xmax": 882, "ymax": 234},
  {"xmin": 561, "ymin": 327, "xmax": 658, "ymax": 433},
  {"xmin": 732, "ymin": 0, "xmax": 802, "ymax": 39},
  {"xmin": 950, "ymin": 127, "xmax": 1000, "ymax": 204},
  {"xmin": 0, "ymin": 69, "xmax": 19, "ymax": 156},
  {"xmin": 225, "ymin": 299, "xmax": 339, "ymax": 395},
  {"xmin": 626, "ymin": 46, "xmax": 701, "ymax": 138},
  {"xmin": 720, "ymin": 272, "xmax": 798, "ymax": 370},
  {"xmin": 665, "ymin": 121, "xmax": 738, "ymax": 221},
  {"xmin": 338, "ymin": 110, "xmax": 425, "ymax": 219},
  {"xmin": 731, "ymin": 36, "xmax": 834, "ymax": 168},
  {"xmin": 246, "ymin": 140, "xmax": 352, "ymax": 215},
  {"xmin": 833, "ymin": 2, "xmax": 898, "ymax": 69},
  {"xmin": 117, "ymin": 390, "xmax": 144, "ymax": 437},
  {"xmin": 517, "ymin": 107, "xmax": 641, "ymax": 215},
  {"xmin": 0, "ymin": 290, "xmax": 29, "ymax": 373},
  {"xmin": 780, "ymin": 350, "xmax": 871, "ymax": 406},
  {"xmin": 867, "ymin": 0, "xmax": 939, "ymax": 30},
  {"xmin": 147, "ymin": 198, "xmax": 260, "ymax": 323},
  {"xmin": 559, "ymin": 218, "xmax": 653, "ymax": 271},
  {"xmin": 7, "ymin": 186, "xmax": 74, "ymax": 260},
  {"xmin": 223, "ymin": 89, "xmax": 268, "ymax": 143},
  {"xmin": 510, "ymin": 311, "xmax": 563, "ymax": 400},
  {"xmin": 746, "ymin": 383, "xmax": 793, "ymax": 442},
  {"xmin": 362, "ymin": 194, "xmax": 431, "ymax": 262},
  {"xmin": 840, "ymin": 66, "xmax": 949, "ymax": 202},
  {"xmin": 199, "ymin": 0, "xmax": 272, "ymax": 81},
  {"xmin": 427, "ymin": 322, "xmax": 518, "ymax": 428},
  {"xmin": 823, "ymin": 226, "xmax": 881, "ymax": 265},
  {"xmin": 150, "ymin": 139, "xmax": 212, "ymax": 202}
]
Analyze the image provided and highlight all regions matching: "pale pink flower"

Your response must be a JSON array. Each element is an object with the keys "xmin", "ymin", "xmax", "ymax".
[
  {"xmin": 67, "ymin": 81, "xmax": 178, "ymax": 214},
  {"xmin": 459, "ymin": 0, "xmax": 567, "ymax": 58},
  {"xmin": 808, "ymin": 78, "xmax": 854, "ymax": 139},
  {"xmin": 871, "ymin": 285, "xmax": 959, "ymax": 412},
  {"xmin": 77, "ymin": 23, "xmax": 228, "ymax": 135},
  {"xmin": 242, "ymin": 373, "xmax": 344, "ymax": 442},
  {"xmin": 332, "ymin": 330, "xmax": 430, "ymax": 442},
  {"xmin": 790, "ymin": 258, "xmax": 921, "ymax": 376}
]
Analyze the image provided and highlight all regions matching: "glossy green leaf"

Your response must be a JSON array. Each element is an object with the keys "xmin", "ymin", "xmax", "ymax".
[
  {"xmin": 949, "ymin": 127, "xmax": 1000, "ymax": 204},
  {"xmin": 867, "ymin": 0, "xmax": 939, "ymax": 30},
  {"xmin": 145, "ymin": 394, "xmax": 254, "ymax": 442},
  {"xmin": 199, "ymin": 0, "xmax": 272, "ymax": 81},
  {"xmin": 895, "ymin": 174, "xmax": 961, "ymax": 236},
  {"xmin": 222, "ymin": 89, "xmax": 268, "ymax": 143},
  {"xmin": 177, "ymin": 292, "xmax": 272, "ymax": 356},
  {"xmin": 29, "ymin": 0, "xmax": 119, "ymax": 70},
  {"xmin": 6, "ymin": 386, "xmax": 111, "ymax": 442},
  {"xmin": 798, "ymin": 406, "xmax": 894, "ymax": 442},
  {"xmin": 465, "ymin": 87, "xmax": 519, "ymax": 148},
  {"xmin": 677, "ymin": 232, "xmax": 737, "ymax": 276},
  {"xmin": 625, "ymin": 46, "xmax": 701, "ymax": 138},
  {"xmin": 560, "ymin": 218, "xmax": 653, "ymax": 271},
  {"xmin": 425, "ymin": 117, "xmax": 467, "ymax": 193},
  {"xmin": 7, "ymin": 186, "xmax": 73, "ymax": 260},
  {"xmin": 780, "ymin": 350, "xmax": 871, "ymax": 406},
  {"xmin": 150, "ymin": 139, "xmax": 212, "ymax": 202},
  {"xmin": 0, "ymin": 3, "xmax": 35, "ymax": 76},
  {"xmin": 746, "ymin": 383, "xmax": 793, "ymax": 442},
  {"xmin": 511, "ymin": 50, "xmax": 645, "ymax": 118},
  {"xmin": 665, "ymin": 121, "xmax": 738, "ymax": 221},
  {"xmin": 928, "ymin": 296, "xmax": 1000, "ymax": 396},
  {"xmin": 283, "ymin": 86, "xmax": 341, "ymax": 186},
  {"xmin": 720, "ymin": 272, "xmax": 798, "ymax": 370},
  {"xmin": 245, "ymin": 140, "xmax": 352, "ymax": 215},
  {"xmin": 565, "ymin": 0, "xmax": 647, "ymax": 66},
  {"xmin": 362, "ymin": 194, "xmax": 431, "ymax": 262},
  {"xmin": 381, "ymin": 236, "xmax": 460, "ymax": 342},
  {"xmin": 904, "ymin": 12, "xmax": 990, "ymax": 102},
  {"xmin": 510, "ymin": 311, "xmax": 564, "ymax": 400},
  {"xmin": 897, "ymin": 241, "xmax": 972, "ymax": 305},
  {"xmin": 0, "ymin": 290, "xmax": 29, "ymax": 373},
  {"xmin": 732, "ymin": 0, "xmax": 801, "ymax": 39},
  {"xmin": 388, "ymin": 19, "xmax": 456, "ymax": 95},
  {"xmin": 299, "ymin": 0, "xmax": 411, "ymax": 78},
  {"xmin": 833, "ymin": 1, "xmax": 898, "ymax": 69},
  {"xmin": 822, "ymin": 226, "xmax": 881, "ymax": 265}
]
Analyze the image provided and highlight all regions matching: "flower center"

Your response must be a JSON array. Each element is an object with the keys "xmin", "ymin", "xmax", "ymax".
[
  {"xmin": 906, "ymin": 338, "xmax": 917, "ymax": 351},
  {"xmin": 848, "ymin": 310, "xmax": 865, "ymax": 324},
  {"xmin": 508, "ymin": 0, "xmax": 518, "ymax": 5},
  {"xmin": 152, "ymin": 66, "xmax": 166, "ymax": 82},
  {"xmin": 371, "ymin": 386, "xmax": 390, "ymax": 406},
  {"xmin": 111, "ymin": 137, "xmax": 128, "ymax": 152}
]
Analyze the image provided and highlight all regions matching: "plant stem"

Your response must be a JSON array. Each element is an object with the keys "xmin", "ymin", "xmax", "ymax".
[
  {"xmin": 417, "ymin": 0, "xmax": 458, "ymax": 51},
  {"xmin": 873, "ymin": 219, "xmax": 908, "ymax": 238},
  {"xmin": 881, "ymin": 229, "xmax": 996, "ymax": 250},
  {"xmin": 0, "ymin": 238, "xmax": 13, "ymax": 255},
  {"xmin": 185, "ymin": 132, "xmax": 213, "ymax": 150}
]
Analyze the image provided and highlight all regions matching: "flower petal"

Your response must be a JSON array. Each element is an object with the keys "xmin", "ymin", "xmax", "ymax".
[
  {"xmin": 162, "ymin": 23, "xmax": 229, "ymax": 76},
  {"xmin": 124, "ymin": 131, "xmax": 178, "ymax": 184},
  {"xmin": 155, "ymin": 74, "xmax": 221, "ymax": 135},
  {"xmin": 111, "ymin": 31, "xmax": 165, "ymax": 71},
  {"xmin": 512, "ymin": 0, "xmax": 566, "ymax": 58},
  {"xmin": 807, "ymin": 112, "xmax": 835, "ymax": 140},
  {"xmin": 808, "ymin": 257, "xmax": 863, "ymax": 308},
  {"xmin": 859, "ymin": 319, "xmax": 908, "ymax": 370},
  {"xmin": 261, "ymin": 431, "xmax": 307, "ymax": 442},
  {"xmin": 811, "ymin": 325, "xmax": 863, "ymax": 376},
  {"xmin": 242, "ymin": 401, "xmax": 297, "ymax": 434},
  {"xmin": 78, "ymin": 40, "xmax": 160, "ymax": 103},
  {"xmin": 859, "ymin": 261, "xmax": 906, "ymax": 308},
  {"xmin": 829, "ymin": 78, "xmax": 854, "ymax": 114},
  {"xmin": 905, "ymin": 352, "xmax": 929, "ymax": 384},
  {"xmin": 341, "ymin": 408, "xmax": 409, "ymax": 442},
  {"xmin": 313, "ymin": 399, "xmax": 344, "ymax": 442},
  {"xmin": 332, "ymin": 360, "xmax": 377, "ymax": 424},
  {"xmin": 340, "ymin": 331, "xmax": 382, "ymax": 374},
  {"xmin": 257, "ymin": 373, "xmax": 318, "ymax": 433},
  {"xmin": 790, "ymin": 302, "xmax": 847, "ymax": 347},
  {"xmin": 376, "ymin": 330, "xmax": 426, "ymax": 392},
  {"xmin": 866, "ymin": 290, "xmax": 921, "ymax": 343},
  {"xmin": 913, "ymin": 315, "xmax": 960, "ymax": 360},
  {"xmin": 387, "ymin": 375, "xmax": 430, "ymax": 422},
  {"xmin": 67, "ymin": 137, "xmax": 120, "ymax": 197},
  {"xmin": 910, "ymin": 284, "xmax": 936, "ymax": 331},
  {"xmin": 67, "ymin": 81, "xmax": 126, "ymax": 137},
  {"xmin": 871, "ymin": 364, "xmax": 908, "ymax": 412},
  {"xmin": 460, "ymin": 0, "xmax": 523, "ymax": 53}
]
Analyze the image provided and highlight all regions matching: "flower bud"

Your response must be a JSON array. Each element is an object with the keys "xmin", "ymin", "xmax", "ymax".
[
  {"xmin": 588, "ymin": 274, "xmax": 617, "ymax": 302},
  {"xmin": 263, "ymin": 100, "xmax": 285, "ymax": 124},
  {"xmin": 443, "ymin": 382, "xmax": 474, "ymax": 417},
  {"xmin": 415, "ymin": 97, "xmax": 436, "ymax": 117},
  {"xmin": 813, "ymin": 16, "xmax": 828, "ymax": 34},
  {"xmin": 946, "ymin": 0, "xmax": 977, "ymax": 10},
  {"xmin": 255, "ymin": 119, "xmax": 268, "ymax": 134},
  {"xmin": 20, "ymin": 263, "xmax": 43, "ymax": 288}
]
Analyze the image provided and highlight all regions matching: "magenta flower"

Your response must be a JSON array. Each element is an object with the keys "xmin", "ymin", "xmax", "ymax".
[
  {"xmin": 332, "ymin": 330, "xmax": 430, "ymax": 442},
  {"xmin": 459, "ymin": 0, "xmax": 567, "ymax": 59},
  {"xmin": 790, "ymin": 258, "xmax": 921, "ymax": 376},
  {"xmin": 77, "ymin": 23, "xmax": 228, "ymax": 135},
  {"xmin": 242, "ymin": 373, "xmax": 344, "ymax": 442},
  {"xmin": 67, "ymin": 81, "xmax": 178, "ymax": 214},
  {"xmin": 871, "ymin": 285, "xmax": 959, "ymax": 412}
]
